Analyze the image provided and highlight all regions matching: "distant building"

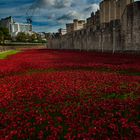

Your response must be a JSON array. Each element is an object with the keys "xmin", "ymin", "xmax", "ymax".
[
  {"xmin": 0, "ymin": 16, "xmax": 32, "ymax": 37},
  {"xmin": 38, "ymin": 32, "xmax": 46, "ymax": 38},
  {"xmin": 73, "ymin": 19, "xmax": 85, "ymax": 31},
  {"xmin": 66, "ymin": 19, "xmax": 85, "ymax": 33},
  {"xmin": 58, "ymin": 28, "xmax": 67, "ymax": 35},
  {"xmin": 66, "ymin": 23, "xmax": 74, "ymax": 33}
]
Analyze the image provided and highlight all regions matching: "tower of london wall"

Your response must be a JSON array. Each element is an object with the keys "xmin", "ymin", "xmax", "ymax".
[
  {"xmin": 48, "ymin": 1, "xmax": 140, "ymax": 52},
  {"xmin": 121, "ymin": 2, "xmax": 140, "ymax": 51}
]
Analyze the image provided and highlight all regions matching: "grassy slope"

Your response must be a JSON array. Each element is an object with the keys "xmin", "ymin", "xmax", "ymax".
[{"xmin": 0, "ymin": 50, "xmax": 20, "ymax": 59}]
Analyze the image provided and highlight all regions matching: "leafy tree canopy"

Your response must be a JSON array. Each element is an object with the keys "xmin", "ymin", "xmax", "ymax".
[{"xmin": 0, "ymin": 27, "xmax": 10, "ymax": 44}]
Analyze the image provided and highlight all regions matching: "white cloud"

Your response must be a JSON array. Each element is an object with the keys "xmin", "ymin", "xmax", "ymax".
[
  {"xmin": 84, "ymin": 4, "xmax": 99, "ymax": 12},
  {"xmin": 32, "ymin": 0, "xmax": 73, "ymax": 9},
  {"xmin": 57, "ymin": 10, "xmax": 81, "ymax": 21}
]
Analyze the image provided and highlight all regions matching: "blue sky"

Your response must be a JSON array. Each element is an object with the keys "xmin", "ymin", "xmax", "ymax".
[{"xmin": 0, "ymin": 0, "xmax": 101, "ymax": 32}]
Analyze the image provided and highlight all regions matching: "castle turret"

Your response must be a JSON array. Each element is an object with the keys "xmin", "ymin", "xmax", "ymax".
[{"xmin": 100, "ymin": 0, "xmax": 134, "ymax": 26}]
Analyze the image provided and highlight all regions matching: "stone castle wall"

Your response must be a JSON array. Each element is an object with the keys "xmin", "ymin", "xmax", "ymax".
[
  {"xmin": 48, "ymin": 27, "xmax": 121, "ymax": 52},
  {"xmin": 48, "ymin": 2, "xmax": 140, "ymax": 52},
  {"xmin": 121, "ymin": 2, "xmax": 140, "ymax": 51}
]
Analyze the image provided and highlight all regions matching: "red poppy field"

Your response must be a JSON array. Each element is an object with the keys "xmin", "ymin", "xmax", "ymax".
[{"xmin": 0, "ymin": 49, "xmax": 140, "ymax": 140}]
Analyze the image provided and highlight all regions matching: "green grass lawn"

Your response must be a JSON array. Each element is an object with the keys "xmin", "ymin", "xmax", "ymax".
[{"xmin": 0, "ymin": 50, "xmax": 20, "ymax": 59}]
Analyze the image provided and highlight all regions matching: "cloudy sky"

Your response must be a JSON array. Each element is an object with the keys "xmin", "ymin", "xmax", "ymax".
[{"xmin": 0, "ymin": 0, "xmax": 101, "ymax": 32}]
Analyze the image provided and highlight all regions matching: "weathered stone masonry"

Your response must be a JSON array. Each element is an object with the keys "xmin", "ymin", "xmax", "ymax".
[{"xmin": 48, "ymin": 2, "xmax": 140, "ymax": 52}]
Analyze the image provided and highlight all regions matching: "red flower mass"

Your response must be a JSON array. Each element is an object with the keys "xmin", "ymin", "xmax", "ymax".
[{"xmin": 0, "ymin": 49, "xmax": 140, "ymax": 139}]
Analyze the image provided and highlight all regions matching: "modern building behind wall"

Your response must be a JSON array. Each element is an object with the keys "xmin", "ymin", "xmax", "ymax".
[{"xmin": 0, "ymin": 16, "xmax": 32, "ymax": 37}]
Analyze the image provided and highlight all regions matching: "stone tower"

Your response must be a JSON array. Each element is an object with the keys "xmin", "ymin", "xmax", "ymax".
[{"xmin": 100, "ymin": 0, "xmax": 134, "ymax": 25}]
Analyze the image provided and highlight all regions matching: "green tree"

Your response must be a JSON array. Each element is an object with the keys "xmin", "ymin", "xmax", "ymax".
[
  {"xmin": 0, "ymin": 27, "xmax": 10, "ymax": 44},
  {"xmin": 36, "ymin": 34, "xmax": 42, "ymax": 43},
  {"xmin": 27, "ymin": 33, "xmax": 37, "ymax": 42},
  {"xmin": 30, "ymin": 33, "xmax": 37, "ymax": 42},
  {"xmin": 0, "ymin": 31, "xmax": 4, "ymax": 44},
  {"xmin": 16, "ymin": 32, "xmax": 27, "ymax": 42}
]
